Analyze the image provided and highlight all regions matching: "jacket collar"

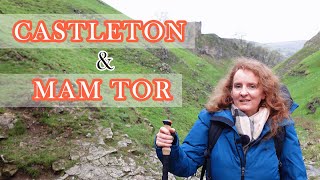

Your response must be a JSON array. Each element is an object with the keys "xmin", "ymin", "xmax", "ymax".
[
  {"xmin": 210, "ymin": 103, "xmax": 297, "ymax": 138},
  {"xmin": 210, "ymin": 109, "xmax": 237, "ymax": 132},
  {"xmin": 210, "ymin": 109, "xmax": 234, "ymax": 126},
  {"xmin": 210, "ymin": 101, "xmax": 298, "ymax": 127},
  {"xmin": 210, "ymin": 109, "xmax": 271, "ymax": 138}
]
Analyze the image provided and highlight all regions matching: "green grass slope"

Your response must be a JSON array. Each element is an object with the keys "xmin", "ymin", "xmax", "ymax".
[
  {"xmin": 275, "ymin": 35, "xmax": 320, "ymax": 166},
  {"xmin": 281, "ymin": 50, "xmax": 320, "ymax": 166},
  {"xmin": 283, "ymin": 50, "xmax": 320, "ymax": 120},
  {"xmin": 0, "ymin": 0, "xmax": 120, "ymax": 14},
  {"xmin": 275, "ymin": 32, "xmax": 320, "ymax": 77}
]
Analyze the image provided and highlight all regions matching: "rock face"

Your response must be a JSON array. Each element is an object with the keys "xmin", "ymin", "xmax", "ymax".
[
  {"xmin": 52, "ymin": 159, "xmax": 67, "ymax": 172},
  {"xmin": 0, "ymin": 155, "xmax": 18, "ymax": 178},
  {"xmin": 58, "ymin": 132, "xmax": 320, "ymax": 180},
  {"xmin": 0, "ymin": 113, "xmax": 16, "ymax": 129},
  {"xmin": 59, "ymin": 139, "xmax": 167, "ymax": 180},
  {"xmin": 1, "ymin": 164, "xmax": 18, "ymax": 177},
  {"xmin": 0, "ymin": 113, "xmax": 16, "ymax": 140},
  {"xmin": 54, "ymin": 122, "xmax": 183, "ymax": 180},
  {"xmin": 56, "ymin": 124, "xmax": 164, "ymax": 180},
  {"xmin": 101, "ymin": 128, "xmax": 113, "ymax": 139}
]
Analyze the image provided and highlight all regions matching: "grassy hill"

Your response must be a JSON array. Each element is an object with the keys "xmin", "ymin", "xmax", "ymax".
[
  {"xmin": 281, "ymin": 48, "xmax": 320, "ymax": 166},
  {"xmin": 275, "ymin": 32, "xmax": 320, "ymax": 77},
  {"xmin": 283, "ymin": 50, "xmax": 320, "ymax": 119},
  {"xmin": 196, "ymin": 33, "xmax": 285, "ymax": 67}
]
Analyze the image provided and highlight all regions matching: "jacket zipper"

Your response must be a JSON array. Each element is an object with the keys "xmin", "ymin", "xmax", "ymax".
[
  {"xmin": 238, "ymin": 137, "xmax": 265, "ymax": 180},
  {"xmin": 235, "ymin": 144, "xmax": 246, "ymax": 180},
  {"xmin": 235, "ymin": 136, "xmax": 246, "ymax": 180},
  {"xmin": 228, "ymin": 116, "xmax": 271, "ymax": 180},
  {"xmin": 241, "ymin": 166, "xmax": 245, "ymax": 180},
  {"xmin": 241, "ymin": 147, "xmax": 248, "ymax": 180}
]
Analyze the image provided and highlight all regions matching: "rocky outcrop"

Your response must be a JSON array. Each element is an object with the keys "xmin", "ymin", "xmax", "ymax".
[
  {"xmin": 59, "ymin": 140, "xmax": 168, "ymax": 180},
  {"xmin": 0, "ymin": 155, "xmax": 18, "ymax": 178},
  {"xmin": 0, "ymin": 112, "xmax": 16, "ymax": 130},
  {"xmin": 193, "ymin": 23, "xmax": 284, "ymax": 67}
]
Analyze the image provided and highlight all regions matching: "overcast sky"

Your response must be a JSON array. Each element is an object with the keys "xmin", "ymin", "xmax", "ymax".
[{"xmin": 102, "ymin": 0, "xmax": 320, "ymax": 43}]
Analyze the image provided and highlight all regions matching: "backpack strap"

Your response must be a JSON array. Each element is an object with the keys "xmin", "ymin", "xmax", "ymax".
[
  {"xmin": 200, "ymin": 121, "xmax": 225, "ymax": 180},
  {"xmin": 274, "ymin": 126, "xmax": 286, "ymax": 178}
]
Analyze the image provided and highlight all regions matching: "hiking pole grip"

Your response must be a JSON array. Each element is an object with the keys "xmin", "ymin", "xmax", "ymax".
[{"xmin": 162, "ymin": 120, "xmax": 172, "ymax": 180}]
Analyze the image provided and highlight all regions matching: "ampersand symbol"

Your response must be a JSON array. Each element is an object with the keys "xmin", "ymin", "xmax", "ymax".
[{"xmin": 96, "ymin": 50, "xmax": 115, "ymax": 71}]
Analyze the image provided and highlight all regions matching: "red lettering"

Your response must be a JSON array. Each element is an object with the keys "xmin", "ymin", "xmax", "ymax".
[
  {"xmin": 67, "ymin": 20, "xmax": 87, "ymax": 42},
  {"xmin": 32, "ymin": 78, "xmax": 102, "ymax": 101},
  {"xmin": 76, "ymin": 79, "xmax": 103, "ymax": 100},
  {"xmin": 12, "ymin": 20, "xmax": 187, "ymax": 43},
  {"xmin": 52, "ymin": 20, "xmax": 67, "ymax": 42},
  {"xmin": 142, "ymin": 20, "xmax": 165, "ymax": 43},
  {"xmin": 130, "ymin": 78, "xmax": 153, "ymax": 101},
  {"xmin": 110, "ymin": 78, "xmax": 173, "ymax": 102},
  {"xmin": 32, "ymin": 20, "xmax": 52, "ymax": 42},
  {"xmin": 109, "ymin": 79, "xmax": 131, "ymax": 101},
  {"xmin": 122, "ymin": 20, "xmax": 142, "ymax": 42},
  {"xmin": 86, "ymin": 20, "xmax": 105, "ymax": 42},
  {"xmin": 164, "ymin": 20, "xmax": 187, "ymax": 42},
  {"xmin": 32, "ymin": 78, "xmax": 58, "ymax": 101},
  {"xmin": 152, "ymin": 79, "xmax": 173, "ymax": 101},
  {"xmin": 12, "ymin": 20, "xmax": 33, "ymax": 42}
]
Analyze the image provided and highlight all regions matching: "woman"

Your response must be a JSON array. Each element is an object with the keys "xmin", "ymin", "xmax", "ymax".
[{"xmin": 155, "ymin": 58, "xmax": 307, "ymax": 180}]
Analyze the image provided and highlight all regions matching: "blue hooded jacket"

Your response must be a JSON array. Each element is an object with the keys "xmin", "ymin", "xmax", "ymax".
[{"xmin": 156, "ymin": 104, "xmax": 307, "ymax": 180}]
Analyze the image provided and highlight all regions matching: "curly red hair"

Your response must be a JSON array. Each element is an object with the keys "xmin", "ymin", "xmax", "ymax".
[{"xmin": 205, "ymin": 58, "xmax": 289, "ymax": 137}]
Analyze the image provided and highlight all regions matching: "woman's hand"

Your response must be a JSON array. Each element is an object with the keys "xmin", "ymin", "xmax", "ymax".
[{"xmin": 156, "ymin": 126, "xmax": 176, "ymax": 147}]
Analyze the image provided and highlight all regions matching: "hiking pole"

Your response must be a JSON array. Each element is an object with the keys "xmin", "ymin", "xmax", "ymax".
[{"xmin": 162, "ymin": 119, "xmax": 172, "ymax": 180}]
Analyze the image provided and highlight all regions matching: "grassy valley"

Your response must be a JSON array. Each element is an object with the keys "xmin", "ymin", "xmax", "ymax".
[
  {"xmin": 0, "ymin": 0, "xmax": 226, "ymax": 178},
  {"xmin": 275, "ymin": 32, "xmax": 320, "ymax": 77},
  {"xmin": 281, "ymin": 47, "xmax": 320, "ymax": 166}
]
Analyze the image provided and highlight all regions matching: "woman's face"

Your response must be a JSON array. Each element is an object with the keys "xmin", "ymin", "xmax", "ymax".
[{"xmin": 231, "ymin": 69, "xmax": 265, "ymax": 116}]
